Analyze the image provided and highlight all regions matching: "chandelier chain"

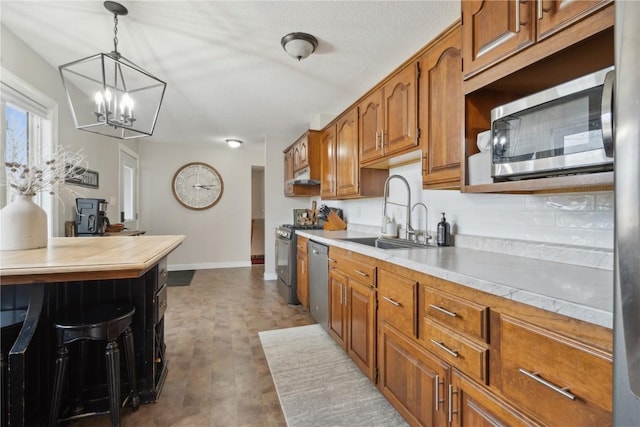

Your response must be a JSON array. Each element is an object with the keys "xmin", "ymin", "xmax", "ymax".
[{"xmin": 113, "ymin": 13, "xmax": 119, "ymax": 54}]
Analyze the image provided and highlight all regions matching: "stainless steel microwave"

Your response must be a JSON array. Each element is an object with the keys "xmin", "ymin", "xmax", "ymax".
[{"xmin": 491, "ymin": 66, "xmax": 614, "ymax": 180}]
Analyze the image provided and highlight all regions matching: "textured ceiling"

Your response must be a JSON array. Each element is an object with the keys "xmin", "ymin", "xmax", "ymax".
[{"xmin": 1, "ymin": 1, "xmax": 460, "ymax": 147}]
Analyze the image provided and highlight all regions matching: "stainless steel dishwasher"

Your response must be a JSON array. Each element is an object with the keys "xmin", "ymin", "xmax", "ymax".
[{"xmin": 308, "ymin": 241, "xmax": 329, "ymax": 332}]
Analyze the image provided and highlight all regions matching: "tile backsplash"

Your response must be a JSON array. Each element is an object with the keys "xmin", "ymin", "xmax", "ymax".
[{"xmin": 321, "ymin": 162, "xmax": 614, "ymax": 251}]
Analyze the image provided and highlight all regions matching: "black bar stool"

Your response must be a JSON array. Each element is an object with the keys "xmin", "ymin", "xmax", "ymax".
[{"xmin": 48, "ymin": 304, "xmax": 139, "ymax": 427}]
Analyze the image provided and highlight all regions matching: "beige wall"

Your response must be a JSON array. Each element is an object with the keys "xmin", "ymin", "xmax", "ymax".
[{"xmin": 138, "ymin": 141, "xmax": 265, "ymax": 269}]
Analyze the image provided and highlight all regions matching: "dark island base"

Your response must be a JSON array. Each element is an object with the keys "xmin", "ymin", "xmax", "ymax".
[{"xmin": 2, "ymin": 259, "xmax": 168, "ymax": 427}]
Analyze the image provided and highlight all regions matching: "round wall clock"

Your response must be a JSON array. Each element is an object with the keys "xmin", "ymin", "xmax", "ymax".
[{"xmin": 172, "ymin": 162, "xmax": 224, "ymax": 210}]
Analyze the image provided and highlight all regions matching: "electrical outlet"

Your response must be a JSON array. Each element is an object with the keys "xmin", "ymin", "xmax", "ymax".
[{"xmin": 110, "ymin": 196, "xmax": 116, "ymax": 205}]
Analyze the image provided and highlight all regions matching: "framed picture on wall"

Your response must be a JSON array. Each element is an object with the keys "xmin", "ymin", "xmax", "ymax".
[{"xmin": 65, "ymin": 165, "xmax": 99, "ymax": 189}]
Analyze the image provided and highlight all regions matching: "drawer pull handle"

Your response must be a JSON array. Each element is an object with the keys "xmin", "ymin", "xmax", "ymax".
[
  {"xmin": 160, "ymin": 269, "xmax": 168, "ymax": 278},
  {"xmin": 382, "ymin": 296, "xmax": 401, "ymax": 307},
  {"xmin": 518, "ymin": 368, "xmax": 576, "ymax": 400},
  {"xmin": 354, "ymin": 269, "xmax": 369, "ymax": 277},
  {"xmin": 328, "ymin": 258, "xmax": 337, "ymax": 263},
  {"xmin": 435, "ymin": 374, "xmax": 439, "ymax": 412},
  {"xmin": 429, "ymin": 304, "xmax": 457, "ymax": 317},
  {"xmin": 430, "ymin": 339, "xmax": 458, "ymax": 358}
]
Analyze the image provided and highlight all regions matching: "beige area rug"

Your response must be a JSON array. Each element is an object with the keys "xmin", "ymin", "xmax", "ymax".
[{"xmin": 259, "ymin": 324, "xmax": 408, "ymax": 427}]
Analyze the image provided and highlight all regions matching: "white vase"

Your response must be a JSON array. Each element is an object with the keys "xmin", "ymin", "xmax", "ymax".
[{"xmin": 0, "ymin": 194, "xmax": 48, "ymax": 250}]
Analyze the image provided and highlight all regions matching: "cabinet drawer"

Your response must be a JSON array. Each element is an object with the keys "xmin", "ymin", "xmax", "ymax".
[
  {"xmin": 329, "ymin": 248, "xmax": 376, "ymax": 287},
  {"xmin": 341, "ymin": 258, "xmax": 375, "ymax": 287},
  {"xmin": 423, "ymin": 287, "xmax": 488, "ymax": 342},
  {"xmin": 422, "ymin": 318, "xmax": 488, "ymax": 384},
  {"xmin": 498, "ymin": 315, "xmax": 612, "ymax": 426},
  {"xmin": 157, "ymin": 258, "xmax": 168, "ymax": 292},
  {"xmin": 155, "ymin": 284, "xmax": 168, "ymax": 323},
  {"xmin": 378, "ymin": 270, "xmax": 417, "ymax": 338}
]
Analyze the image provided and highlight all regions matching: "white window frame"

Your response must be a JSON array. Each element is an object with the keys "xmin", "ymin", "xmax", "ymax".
[{"xmin": 1, "ymin": 67, "xmax": 59, "ymax": 236}]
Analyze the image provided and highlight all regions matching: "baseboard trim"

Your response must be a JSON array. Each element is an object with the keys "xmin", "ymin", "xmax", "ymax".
[
  {"xmin": 168, "ymin": 261, "xmax": 251, "ymax": 271},
  {"xmin": 263, "ymin": 272, "xmax": 277, "ymax": 281}
]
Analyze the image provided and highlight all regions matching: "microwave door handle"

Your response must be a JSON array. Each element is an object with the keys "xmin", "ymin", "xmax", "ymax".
[{"xmin": 601, "ymin": 70, "xmax": 615, "ymax": 158}]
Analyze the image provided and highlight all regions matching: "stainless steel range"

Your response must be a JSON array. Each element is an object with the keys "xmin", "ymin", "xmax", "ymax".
[{"xmin": 275, "ymin": 224, "xmax": 322, "ymax": 305}]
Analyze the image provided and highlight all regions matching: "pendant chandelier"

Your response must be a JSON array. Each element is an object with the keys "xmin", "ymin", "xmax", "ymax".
[{"xmin": 59, "ymin": 1, "xmax": 166, "ymax": 140}]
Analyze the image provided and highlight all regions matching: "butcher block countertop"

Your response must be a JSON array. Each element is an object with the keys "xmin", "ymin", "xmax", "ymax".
[{"xmin": 0, "ymin": 235, "xmax": 185, "ymax": 285}]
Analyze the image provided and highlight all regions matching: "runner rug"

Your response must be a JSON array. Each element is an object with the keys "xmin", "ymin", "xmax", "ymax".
[{"xmin": 258, "ymin": 324, "xmax": 408, "ymax": 427}]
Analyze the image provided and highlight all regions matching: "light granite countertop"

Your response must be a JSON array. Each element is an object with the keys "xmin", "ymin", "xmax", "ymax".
[{"xmin": 296, "ymin": 229, "xmax": 613, "ymax": 329}]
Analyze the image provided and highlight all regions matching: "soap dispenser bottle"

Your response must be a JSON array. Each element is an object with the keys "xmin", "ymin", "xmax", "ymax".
[{"xmin": 437, "ymin": 212, "xmax": 451, "ymax": 247}]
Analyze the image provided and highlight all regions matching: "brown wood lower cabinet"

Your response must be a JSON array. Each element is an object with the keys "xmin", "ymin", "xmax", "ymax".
[
  {"xmin": 378, "ymin": 322, "xmax": 448, "ymax": 427},
  {"xmin": 328, "ymin": 268, "xmax": 376, "ymax": 380},
  {"xmin": 296, "ymin": 236, "xmax": 309, "ymax": 309},
  {"xmin": 497, "ymin": 314, "xmax": 612, "ymax": 426},
  {"xmin": 374, "ymin": 262, "xmax": 612, "ymax": 427},
  {"xmin": 449, "ymin": 369, "xmax": 539, "ymax": 427}
]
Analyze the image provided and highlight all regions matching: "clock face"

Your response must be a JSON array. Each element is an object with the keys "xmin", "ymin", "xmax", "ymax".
[{"xmin": 172, "ymin": 162, "xmax": 224, "ymax": 210}]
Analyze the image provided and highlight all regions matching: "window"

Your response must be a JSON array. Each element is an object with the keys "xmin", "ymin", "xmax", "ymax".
[{"xmin": 1, "ymin": 70, "xmax": 57, "ymax": 235}]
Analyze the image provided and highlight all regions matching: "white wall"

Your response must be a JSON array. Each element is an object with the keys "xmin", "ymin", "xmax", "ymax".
[
  {"xmin": 138, "ymin": 141, "xmax": 265, "ymax": 270},
  {"xmin": 1, "ymin": 25, "xmax": 136, "ymax": 236},
  {"xmin": 327, "ymin": 162, "xmax": 614, "ymax": 250}
]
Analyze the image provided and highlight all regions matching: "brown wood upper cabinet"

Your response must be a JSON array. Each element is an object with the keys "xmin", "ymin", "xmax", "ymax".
[
  {"xmin": 462, "ymin": 0, "xmax": 613, "ymax": 81},
  {"xmin": 359, "ymin": 63, "xmax": 418, "ymax": 166},
  {"xmin": 321, "ymin": 109, "xmax": 388, "ymax": 200},
  {"xmin": 419, "ymin": 22, "xmax": 463, "ymax": 190},
  {"xmin": 320, "ymin": 123, "xmax": 337, "ymax": 199},
  {"xmin": 283, "ymin": 130, "xmax": 321, "ymax": 197}
]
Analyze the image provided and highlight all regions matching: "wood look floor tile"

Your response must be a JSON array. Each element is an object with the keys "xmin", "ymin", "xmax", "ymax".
[{"xmin": 74, "ymin": 266, "xmax": 314, "ymax": 426}]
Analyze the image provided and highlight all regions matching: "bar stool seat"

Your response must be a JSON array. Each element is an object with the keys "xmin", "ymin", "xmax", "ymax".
[{"xmin": 49, "ymin": 304, "xmax": 139, "ymax": 427}]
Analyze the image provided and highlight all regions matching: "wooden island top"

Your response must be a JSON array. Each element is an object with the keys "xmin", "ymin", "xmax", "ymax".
[{"xmin": 0, "ymin": 235, "xmax": 185, "ymax": 285}]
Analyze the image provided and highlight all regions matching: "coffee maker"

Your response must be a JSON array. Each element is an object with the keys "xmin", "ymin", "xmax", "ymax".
[{"xmin": 75, "ymin": 198, "xmax": 108, "ymax": 236}]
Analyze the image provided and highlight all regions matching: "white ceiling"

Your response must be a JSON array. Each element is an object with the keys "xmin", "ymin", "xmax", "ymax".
[{"xmin": 1, "ymin": 1, "xmax": 460, "ymax": 147}]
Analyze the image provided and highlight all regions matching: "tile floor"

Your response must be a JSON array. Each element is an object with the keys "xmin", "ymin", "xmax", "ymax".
[{"xmin": 78, "ymin": 266, "xmax": 314, "ymax": 427}]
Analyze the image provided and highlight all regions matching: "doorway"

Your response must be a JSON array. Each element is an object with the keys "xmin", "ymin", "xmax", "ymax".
[
  {"xmin": 251, "ymin": 166, "xmax": 265, "ymax": 264},
  {"xmin": 119, "ymin": 145, "xmax": 139, "ymax": 231}
]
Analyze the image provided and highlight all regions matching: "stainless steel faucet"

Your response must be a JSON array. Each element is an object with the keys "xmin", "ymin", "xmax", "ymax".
[
  {"xmin": 382, "ymin": 175, "xmax": 411, "ymax": 238},
  {"xmin": 411, "ymin": 202, "xmax": 430, "ymax": 244}
]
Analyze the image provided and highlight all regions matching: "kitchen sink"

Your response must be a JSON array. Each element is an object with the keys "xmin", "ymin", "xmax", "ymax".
[{"xmin": 338, "ymin": 236, "xmax": 431, "ymax": 250}]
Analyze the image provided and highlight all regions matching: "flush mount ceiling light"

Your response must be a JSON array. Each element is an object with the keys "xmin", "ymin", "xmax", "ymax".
[
  {"xmin": 59, "ymin": 1, "xmax": 167, "ymax": 140},
  {"xmin": 281, "ymin": 32, "xmax": 318, "ymax": 61},
  {"xmin": 226, "ymin": 139, "xmax": 243, "ymax": 148}
]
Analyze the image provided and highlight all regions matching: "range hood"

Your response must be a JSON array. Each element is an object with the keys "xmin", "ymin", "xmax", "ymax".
[{"xmin": 287, "ymin": 167, "xmax": 320, "ymax": 186}]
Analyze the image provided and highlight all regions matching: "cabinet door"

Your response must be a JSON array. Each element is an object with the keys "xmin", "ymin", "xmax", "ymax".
[
  {"xmin": 383, "ymin": 63, "xmax": 418, "ymax": 156},
  {"xmin": 296, "ymin": 252, "xmax": 308, "ymax": 309},
  {"xmin": 462, "ymin": 0, "xmax": 535, "ymax": 78},
  {"xmin": 346, "ymin": 280, "xmax": 376, "ymax": 381},
  {"xmin": 359, "ymin": 90, "xmax": 384, "ymax": 164},
  {"xmin": 284, "ymin": 149, "xmax": 294, "ymax": 196},
  {"xmin": 293, "ymin": 136, "xmax": 309, "ymax": 172},
  {"xmin": 336, "ymin": 109, "xmax": 359, "ymax": 197},
  {"xmin": 378, "ymin": 322, "xmax": 448, "ymax": 427},
  {"xmin": 450, "ymin": 370, "xmax": 538, "ymax": 427},
  {"xmin": 320, "ymin": 124, "xmax": 336, "ymax": 199},
  {"xmin": 328, "ymin": 269, "xmax": 347, "ymax": 348},
  {"xmin": 420, "ymin": 24, "xmax": 463, "ymax": 189},
  {"xmin": 536, "ymin": 0, "xmax": 611, "ymax": 41}
]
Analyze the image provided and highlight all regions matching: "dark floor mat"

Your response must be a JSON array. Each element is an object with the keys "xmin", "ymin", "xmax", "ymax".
[{"xmin": 167, "ymin": 270, "xmax": 195, "ymax": 287}]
